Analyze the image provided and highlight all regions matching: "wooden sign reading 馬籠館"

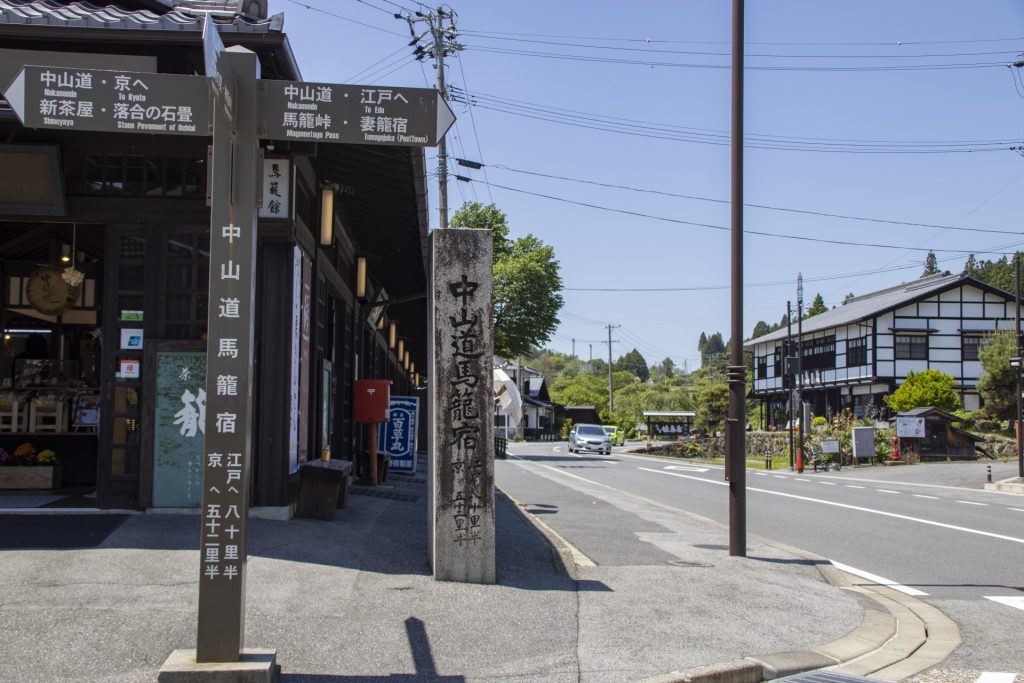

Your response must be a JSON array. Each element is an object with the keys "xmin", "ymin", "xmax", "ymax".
[{"xmin": 429, "ymin": 228, "xmax": 495, "ymax": 584}]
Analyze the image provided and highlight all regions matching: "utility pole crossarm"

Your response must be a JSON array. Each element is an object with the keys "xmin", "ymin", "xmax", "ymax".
[{"xmin": 397, "ymin": 9, "xmax": 463, "ymax": 229}]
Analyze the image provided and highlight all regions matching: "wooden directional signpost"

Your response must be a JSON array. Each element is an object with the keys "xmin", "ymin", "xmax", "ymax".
[{"xmin": 4, "ymin": 16, "xmax": 458, "ymax": 679}]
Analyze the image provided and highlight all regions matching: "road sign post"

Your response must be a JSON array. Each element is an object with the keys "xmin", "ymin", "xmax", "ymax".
[
  {"xmin": 5, "ymin": 18, "xmax": 457, "ymax": 671},
  {"xmin": 194, "ymin": 45, "xmax": 261, "ymax": 664}
]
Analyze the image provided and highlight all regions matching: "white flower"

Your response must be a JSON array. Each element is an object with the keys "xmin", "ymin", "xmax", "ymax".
[{"xmin": 62, "ymin": 267, "xmax": 85, "ymax": 288}]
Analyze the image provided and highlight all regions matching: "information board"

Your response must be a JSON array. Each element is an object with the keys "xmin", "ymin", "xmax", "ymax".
[
  {"xmin": 896, "ymin": 416, "xmax": 925, "ymax": 438},
  {"xmin": 152, "ymin": 351, "xmax": 207, "ymax": 507}
]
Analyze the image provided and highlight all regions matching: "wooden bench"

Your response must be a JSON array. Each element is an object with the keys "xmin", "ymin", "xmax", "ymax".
[{"xmin": 296, "ymin": 459, "xmax": 354, "ymax": 521}]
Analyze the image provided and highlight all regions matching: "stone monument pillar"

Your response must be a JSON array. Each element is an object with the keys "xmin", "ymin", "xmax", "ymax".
[{"xmin": 429, "ymin": 228, "xmax": 495, "ymax": 583}]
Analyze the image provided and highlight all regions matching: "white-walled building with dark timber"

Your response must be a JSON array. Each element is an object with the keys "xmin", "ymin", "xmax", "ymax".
[{"xmin": 744, "ymin": 272, "xmax": 1021, "ymax": 426}]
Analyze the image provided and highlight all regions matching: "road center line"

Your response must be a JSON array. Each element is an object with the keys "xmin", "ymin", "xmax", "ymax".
[
  {"xmin": 975, "ymin": 672, "xmax": 1018, "ymax": 683},
  {"xmin": 774, "ymin": 475, "xmax": 788, "ymax": 479},
  {"xmin": 830, "ymin": 560, "xmax": 927, "ymax": 596},
  {"xmin": 1010, "ymin": 508, "xmax": 1024, "ymax": 513},
  {"xmin": 956, "ymin": 500, "xmax": 986, "ymax": 506},
  {"xmin": 637, "ymin": 467, "xmax": 1024, "ymax": 545},
  {"xmin": 846, "ymin": 485, "xmax": 864, "ymax": 489},
  {"xmin": 914, "ymin": 494, "xmax": 939, "ymax": 500},
  {"xmin": 983, "ymin": 596, "xmax": 1024, "ymax": 612},
  {"xmin": 820, "ymin": 482, "xmax": 837, "ymax": 486},
  {"xmin": 877, "ymin": 489, "xmax": 899, "ymax": 494}
]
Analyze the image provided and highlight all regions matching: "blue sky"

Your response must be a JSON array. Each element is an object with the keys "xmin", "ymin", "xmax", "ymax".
[{"xmin": 279, "ymin": 0, "xmax": 1024, "ymax": 372}]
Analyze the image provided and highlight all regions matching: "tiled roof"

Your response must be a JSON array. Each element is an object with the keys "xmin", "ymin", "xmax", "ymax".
[
  {"xmin": 744, "ymin": 272, "xmax": 1003, "ymax": 347},
  {"xmin": 0, "ymin": 0, "xmax": 283, "ymax": 33}
]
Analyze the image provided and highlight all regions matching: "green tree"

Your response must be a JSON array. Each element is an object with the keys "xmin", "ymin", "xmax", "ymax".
[
  {"xmin": 977, "ymin": 330, "xmax": 1017, "ymax": 420},
  {"xmin": 969, "ymin": 252, "xmax": 1021, "ymax": 297},
  {"xmin": 660, "ymin": 357, "xmax": 675, "ymax": 379},
  {"xmin": 751, "ymin": 320, "xmax": 772, "ymax": 339},
  {"xmin": 586, "ymin": 357, "xmax": 608, "ymax": 378},
  {"xmin": 528, "ymin": 349, "xmax": 574, "ymax": 381},
  {"xmin": 964, "ymin": 253, "xmax": 978, "ymax": 275},
  {"xmin": 615, "ymin": 348, "xmax": 649, "ymax": 382},
  {"xmin": 451, "ymin": 202, "xmax": 564, "ymax": 358},
  {"xmin": 922, "ymin": 250, "xmax": 940, "ymax": 277},
  {"xmin": 699, "ymin": 331, "xmax": 726, "ymax": 366},
  {"xmin": 883, "ymin": 369, "xmax": 960, "ymax": 412},
  {"xmin": 805, "ymin": 293, "xmax": 828, "ymax": 318},
  {"xmin": 843, "ymin": 292, "xmax": 856, "ymax": 305},
  {"xmin": 694, "ymin": 375, "xmax": 729, "ymax": 434}
]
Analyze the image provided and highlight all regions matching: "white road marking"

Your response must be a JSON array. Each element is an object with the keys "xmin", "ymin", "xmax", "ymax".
[
  {"xmin": 774, "ymin": 475, "xmax": 788, "ymax": 479},
  {"xmin": 820, "ymin": 482, "xmax": 837, "ymax": 486},
  {"xmin": 877, "ymin": 489, "xmax": 899, "ymax": 494},
  {"xmin": 638, "ymin": 467, "xmax": 1024, "ymax": 545},
  {"xmin": 956, "ymin": 500, "xmax": 986, "ymax": 506},
  {"xmin": 847, "ymin": 485, "xmax": 865, "ymax": 489},
  {"xmin": 830, "ymin": 560, "xmax": 928, "ymax": 596},
  {"xmin": 914, "ymin": 494, "xmax": 939, "ymax": 500},
  {"xmin": 975, "ymin": 672, "xmax": 1018, "ymax": 683},
  {"xmin": 1011, "ymin": 508, "xmax": 1024, "ymax": 513},
  {"xmin": 663, "ymin": 465, "xmax": 709, "ymax": 473},
  {"xmin": 794, "ymin": 478, "xmax": 811, "ymax": 482},
  {"xmin": 984, "ymin": 596, "xmax": 1024, "ymax": 612},
  {"xmin": 755, "ymin": 472, "xmax": 769, "ymax": 476}
]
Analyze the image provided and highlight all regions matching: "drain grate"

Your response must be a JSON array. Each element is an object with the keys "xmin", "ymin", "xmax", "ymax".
[
  {"xmin": 350, "ymin": 487, "xmax": 421, "ymax": 502},
  {"xmin": 666, "ymin": 559, "xmax": 714, "ymax": 568}
]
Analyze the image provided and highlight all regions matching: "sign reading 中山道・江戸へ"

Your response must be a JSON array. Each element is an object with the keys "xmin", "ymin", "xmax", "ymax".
[{"xmin": 259, "ymin": 80, "xmax": 455, "ymax": 147}]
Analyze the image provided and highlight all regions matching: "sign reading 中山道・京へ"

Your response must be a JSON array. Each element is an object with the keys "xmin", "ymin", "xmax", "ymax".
[
  {"xmin": 378, "ymin": 396, "xmax": 419, "ymax": 474},
  {"xmin": 259, "ymin": 80, "xmax": 455, "ymax": 147},
  {"xmin": 3, "ymin": 65, "xmax": 209, "ymax": 135}
]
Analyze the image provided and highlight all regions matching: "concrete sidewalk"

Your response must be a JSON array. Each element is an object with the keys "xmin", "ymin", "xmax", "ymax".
[{"xmin": 0, "ymin": 460, "xmax": 955, "ymax": 683}]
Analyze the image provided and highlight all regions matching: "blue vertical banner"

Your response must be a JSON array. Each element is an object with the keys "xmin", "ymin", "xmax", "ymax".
[{"xmin": 378, "ymin": 396, "xmax": 419, "ymax": 474}]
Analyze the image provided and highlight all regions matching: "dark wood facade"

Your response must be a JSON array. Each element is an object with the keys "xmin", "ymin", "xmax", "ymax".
[{"xmin": 0, "ymin": 1, "xmax": 428, "ymax": 509}]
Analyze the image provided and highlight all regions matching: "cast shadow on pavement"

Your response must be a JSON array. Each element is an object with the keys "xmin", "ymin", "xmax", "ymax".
[
  {"xmin": 282, "ymin": 617, "xmax": 466, "ymax": 682},
  {"xmin": 71, "ymin": 484, "xmax": 611, "ymax": 593}
]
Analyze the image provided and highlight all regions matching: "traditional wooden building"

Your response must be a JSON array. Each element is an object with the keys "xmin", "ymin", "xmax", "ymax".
[
  {"xmin": 745, "ymin": 272, "xmax": 1020, "ymax": 426},
  {"xmin": 0, "ymin": 0, "xmax": 428, "ymax": 510}
]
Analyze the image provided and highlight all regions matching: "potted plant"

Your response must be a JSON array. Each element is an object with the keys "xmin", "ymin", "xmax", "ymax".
[{"xmin": 0, "ymin": 443, "xmax": 62, "ymax": 489}]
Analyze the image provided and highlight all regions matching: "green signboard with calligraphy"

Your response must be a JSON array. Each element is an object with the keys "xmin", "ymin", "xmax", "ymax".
[{"xmin": 153, "ymin": 351, "xmax": 207, "ymax": 507}]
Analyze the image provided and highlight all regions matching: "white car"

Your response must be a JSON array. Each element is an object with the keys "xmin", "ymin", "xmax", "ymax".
[{"xmin": 568, "ymin": 423, "xmax": 612, "ymax": 455}]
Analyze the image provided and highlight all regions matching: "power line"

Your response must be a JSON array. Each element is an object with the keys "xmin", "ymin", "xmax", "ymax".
[
  {"xmin": 452, "ymin": 55, "xmax": 494, "ymax": 203},
  {"xmin": 465, "ymin": 44, "xmax": 1008, "ymax": 72},
  {"xmin": 284, "ymin": 0, "xmax": 407, "ymax": 37},
  {"xmin": 462, "ymin": 33, "xmax": 1022, "ymax": 60},
  {"xmin": 459, "ymin": 28, "xmax": 1024, "ymax": 48},
  {"xmin": 482, "ymin": 163, "xmax": 1022, "ymax": 236},
  {"xmin": 457, "ymin": 176, "xmax": 1023, "ymax": 254},
  {"xmin": 452, "ymin": 87, "xmax": 1015, "ymax": 148},
  {"xmin": 448, "ymin": 87, "xmax": 1019, "ymax": 154}
]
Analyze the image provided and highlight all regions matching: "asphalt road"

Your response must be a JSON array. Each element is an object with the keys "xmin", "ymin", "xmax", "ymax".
[{"xmin": 497, "ymin": 441, "xmax": 1024, "ymax": 677}]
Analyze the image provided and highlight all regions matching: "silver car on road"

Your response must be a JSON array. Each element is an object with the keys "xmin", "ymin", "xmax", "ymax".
[{"xmin": 568, "ymin": 423, "xmax": 612, "ymax": 455}]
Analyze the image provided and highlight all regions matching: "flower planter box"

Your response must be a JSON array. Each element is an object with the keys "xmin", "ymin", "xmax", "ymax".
[{"xmin": 0, "ymin": 465, "xmax": 61, "ymax": 490}]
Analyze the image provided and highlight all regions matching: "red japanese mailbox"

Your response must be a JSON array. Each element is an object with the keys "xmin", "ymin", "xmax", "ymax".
[
  {"xmin": 354, "ymin": 379, "xmax": 391, "ymax": 424},
  {"xmin": 354, "ymin": 379, "xmax": 391, "ymax": 485}
]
